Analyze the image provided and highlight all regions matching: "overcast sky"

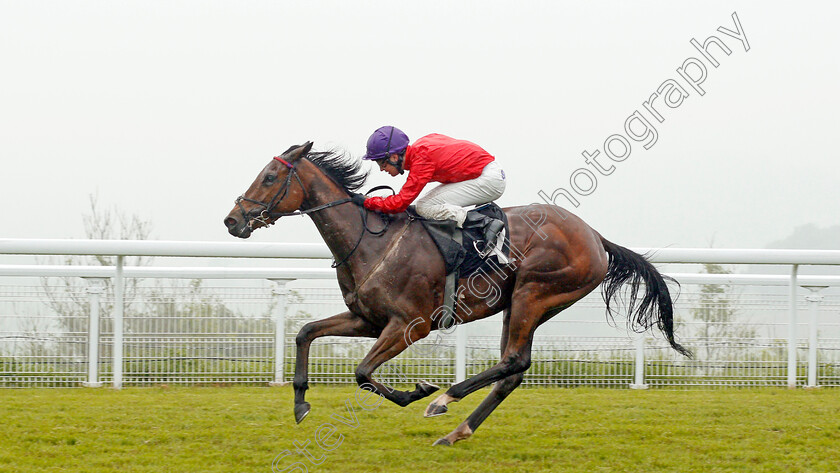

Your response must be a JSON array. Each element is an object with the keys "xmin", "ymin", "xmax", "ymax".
[{"xmin": 2, "ymin": 1, "xmax": 838, "ymax": 250}]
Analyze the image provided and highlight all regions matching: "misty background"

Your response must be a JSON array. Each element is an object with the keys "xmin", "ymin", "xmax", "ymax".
[
  {"xmin": 1, "ymin": 2, "xmax": 839, "ymax": 386},
  {"xmin": 1, "ymin": 1, "xmax": 838, "ymax": 252}
]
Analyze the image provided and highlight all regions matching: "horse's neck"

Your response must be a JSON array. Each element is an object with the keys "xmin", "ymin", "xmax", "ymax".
[{"xmin": 299, "ymin": 167, "xmax": 389, "ymax": 274}]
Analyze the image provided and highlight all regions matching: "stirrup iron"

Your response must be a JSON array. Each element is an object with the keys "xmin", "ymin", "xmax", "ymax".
[{"xmin": 473, "ymin": 239, "xmax": 494, "ymax": 259}]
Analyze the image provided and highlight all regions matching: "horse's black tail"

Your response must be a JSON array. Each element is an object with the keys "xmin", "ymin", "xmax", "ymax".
[{"xmin": 600, "ymin": 237, "xmax": 692, "ymax": 358}]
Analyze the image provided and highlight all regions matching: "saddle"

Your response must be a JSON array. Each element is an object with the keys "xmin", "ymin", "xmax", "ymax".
[
  {"xmin": 407, "ymin": 203, "xmax": 511, "ymax": 277},
  {"xmin": 405, "ymin": 203, "xmax": 512, "ymax": 324}
]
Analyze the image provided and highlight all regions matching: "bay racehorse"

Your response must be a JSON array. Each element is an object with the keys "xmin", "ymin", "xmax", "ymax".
[{"xmin": 224, "ymin": 142, "xmax": 690, "ymax": 446}]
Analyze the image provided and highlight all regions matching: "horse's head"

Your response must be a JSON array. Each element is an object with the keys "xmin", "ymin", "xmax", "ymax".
[{"xmin": 224, "ymin": 141, "xmax": 313, "ymax": 238}]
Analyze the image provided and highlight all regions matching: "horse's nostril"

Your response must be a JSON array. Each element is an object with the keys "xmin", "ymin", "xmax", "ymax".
[{"xmin": 224, "ymin": 217, "xmax": 238, "ymax": 229}]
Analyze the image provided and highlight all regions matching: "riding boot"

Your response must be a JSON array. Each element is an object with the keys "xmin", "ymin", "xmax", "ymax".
[
  {"xmin": 463, "ymin": 212, "xmax": 504, "ymax": 256},
  {"xmin": 482, "ymin": 218, "xmax": 505, "ymax": 255},
  {"xmin": 461, "ymin": 211, "xmax": 490, "ymax": 230}
]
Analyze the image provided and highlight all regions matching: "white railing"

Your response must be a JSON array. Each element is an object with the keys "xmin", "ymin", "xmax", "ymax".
[{"xmin": 1, "ymin": 239, "xmax": 839, "ymax": 389}]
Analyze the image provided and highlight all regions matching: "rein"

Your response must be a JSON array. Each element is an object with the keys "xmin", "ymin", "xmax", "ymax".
[{"xmin": 234, "ymin": 156, "xmax": 391, "ymax": 268}]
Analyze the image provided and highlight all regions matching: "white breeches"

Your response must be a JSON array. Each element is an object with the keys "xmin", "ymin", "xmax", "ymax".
[{"xmin": 414, "ymin": 161, "xmax": 506, "ymax": 227}]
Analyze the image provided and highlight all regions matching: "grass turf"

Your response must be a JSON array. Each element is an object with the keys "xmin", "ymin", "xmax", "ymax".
[{"xmin": 1, "ymin": 386, "xmax": 839, "ymax": 472}]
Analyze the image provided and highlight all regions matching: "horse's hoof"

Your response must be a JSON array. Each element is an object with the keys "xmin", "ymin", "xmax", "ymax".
[
  {"xmin": 294, "ymin": 402, "xmax": 311, "ymax": 424},
  {"xmin": 416, "ymin": 380, "xmax": 440, "ymax": 396},
  {"xmin": 432, "ymin": 438, "xmax": 452, "ymax": 447},
  {"xmin": 424, "ymin": 402, "xmax": 448, "ymax": 418}
]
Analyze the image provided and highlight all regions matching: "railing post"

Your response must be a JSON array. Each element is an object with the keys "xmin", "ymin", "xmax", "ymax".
[
  {"xmin": 455, "ymin": 323, "xmax": 467, "ymax": 383},
  {"xmin": 802, "ymin": 285, "xmax": 827, "ymax": 388},
  {"xmin": 113, "ymin": 256, "xmax": 124, "ymax": 389},
  {"xmin": 269, "ymin": 279, "xmax": 294, "ymax": 386},
  {"xmin": 82, "ymin": 277, "xmax": 107, "ymax": 387},
  {"xmin": 630, "ymin": 332, "xmax": 648, "ymax": 389},
  {"xmin": 787, "ymin": 265, "xmax": 799, "ymax": 388}
]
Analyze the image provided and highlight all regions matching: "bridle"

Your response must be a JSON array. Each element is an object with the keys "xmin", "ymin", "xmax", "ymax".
[
  {"xmin": 234, "ymin": 155, "xmax": 391, "ymax": 268},
  {"xmin": 234, "ymin": 156, "xmax": 314, "ymax": 228}
]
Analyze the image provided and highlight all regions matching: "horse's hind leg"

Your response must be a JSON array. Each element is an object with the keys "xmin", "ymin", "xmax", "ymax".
[
  {"xmin": 425, "ymin": 307, "xmax": 518, "ymax": 418},
  {"xmin": 429, "ymin": 281, "xmax": 599, "ymax": 445},
  {"xmin": 427, "ymin": 292, "xmax": 545, "ymax": 409},
  {"xmin": 432, "ymin": 308, "xmax": 525, "ymax": 446},
  {"xmin": 293, "ymin": 311, "xmax": 379, "ymax": 423},
  {"xmin": 433, "ymin": 371, "xmax": 525, "ymax": 446}
]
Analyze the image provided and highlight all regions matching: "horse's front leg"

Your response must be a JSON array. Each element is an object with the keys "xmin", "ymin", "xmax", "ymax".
[
  {"xmin": 354, "ymin": 320, "xmax": 440, "ymax": 407},
  {"xmin": 293, "ymin": 311, "xmax": 379, "ymax": 423}
]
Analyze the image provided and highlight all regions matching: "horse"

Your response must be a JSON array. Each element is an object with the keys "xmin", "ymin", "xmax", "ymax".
[{"xmin": 224, "ymin": 142, "xmax": 691, "ymax": 446}]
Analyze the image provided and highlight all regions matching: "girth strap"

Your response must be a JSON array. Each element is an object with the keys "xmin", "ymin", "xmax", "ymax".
[{"xmin": 442, "ymin": 228, "xmax": 462, "ymax": 325}]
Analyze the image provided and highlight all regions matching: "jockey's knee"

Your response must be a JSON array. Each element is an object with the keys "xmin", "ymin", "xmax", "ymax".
[
  {"xmin": 414, "ymin": 201, "xmax": 438, "ymax": 218},
  {"xmin": 416, "ymin": 202, "xmax": 467, "ymax": 227}
]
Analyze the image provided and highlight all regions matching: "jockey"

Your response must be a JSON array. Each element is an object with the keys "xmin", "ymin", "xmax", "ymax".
[{"xmin": 352, "ymin": 126, "xmax": 506, "ymax": 254}]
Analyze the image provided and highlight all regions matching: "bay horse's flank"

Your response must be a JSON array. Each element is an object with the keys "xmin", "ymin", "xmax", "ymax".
[{"xmin": 224, "ymin": 143, "xmax": 690, "ymax": 446}]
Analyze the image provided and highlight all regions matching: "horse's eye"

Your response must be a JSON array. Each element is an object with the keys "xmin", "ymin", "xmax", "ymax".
[{"xmin": 264, "ymin": 174, "xmax": 277, "ymax": 184}]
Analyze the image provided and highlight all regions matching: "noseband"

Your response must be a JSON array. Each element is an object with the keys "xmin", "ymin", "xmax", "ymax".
[{"xmin": 234, "ymin": 156, "xmax": 390, "ymax": 267}]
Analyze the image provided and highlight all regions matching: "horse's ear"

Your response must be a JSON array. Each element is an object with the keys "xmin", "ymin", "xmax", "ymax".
[{"xmin": 284, "ymin": 141, "xmax": 314, "ymax": 162}]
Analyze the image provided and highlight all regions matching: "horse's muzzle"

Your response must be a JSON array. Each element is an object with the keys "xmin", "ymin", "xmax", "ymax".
[{"xmin": 224, "ymin": 215, "xmax": 252, "ymax": 239}]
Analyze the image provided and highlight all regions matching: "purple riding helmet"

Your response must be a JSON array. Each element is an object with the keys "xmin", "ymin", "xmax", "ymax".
[{"xmin": 363, "ymin": 126, "xmax": 410, "ymax": 160}]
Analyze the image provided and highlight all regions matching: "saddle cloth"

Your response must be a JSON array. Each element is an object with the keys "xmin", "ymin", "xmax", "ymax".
[{"xmin": 407, "ymin": 202, "xmax": 511, "ymax": 277}]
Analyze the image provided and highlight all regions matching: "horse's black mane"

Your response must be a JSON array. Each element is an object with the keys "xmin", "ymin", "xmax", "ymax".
[{"xmin": 304, "ymin": 150, "xmax": 369, "ymax": 194}]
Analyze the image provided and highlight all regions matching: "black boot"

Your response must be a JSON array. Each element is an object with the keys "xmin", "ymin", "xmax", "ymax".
[
  {"xmin": 462, "ymin": 212, "xmax": 490, "ymax": 229},
  {"xmin": 481, "ymin": 218, "xmax": 505, "ymax": 256},
  {"xmin": 463, "ymin": 212, "xmax": 504, "ymax": 256}
]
